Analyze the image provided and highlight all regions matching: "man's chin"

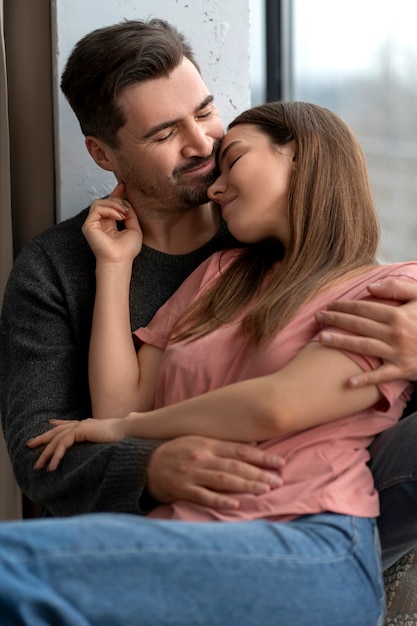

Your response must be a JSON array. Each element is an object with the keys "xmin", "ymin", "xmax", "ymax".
[
  {"xmin": 179, "ymin": 189, "xmax": 210, "ymax": 207},
  {"xmin": 178, "ymin": 172, "xmax": 217, "ymax": 206},
  {"xmin": 177, "ymin": 181, "xmax": 212, "ymax": 206}
]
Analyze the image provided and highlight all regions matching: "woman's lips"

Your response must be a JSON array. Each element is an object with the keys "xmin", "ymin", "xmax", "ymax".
[{"xmin": 220, "ymin": 196, "xmax": 237, "ymax": 217}]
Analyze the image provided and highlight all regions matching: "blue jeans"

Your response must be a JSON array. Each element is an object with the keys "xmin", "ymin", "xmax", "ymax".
[
  {"xmin": 0, "ymin": 513, "xmax": 384, "ymax": 626},
  {"xmin": 369, "ymin": 413, "xmax": 417, "ymax": 569}
]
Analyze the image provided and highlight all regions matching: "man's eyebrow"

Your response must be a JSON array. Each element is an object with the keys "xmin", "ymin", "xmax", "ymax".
[
  {"xmin": 141, "ymin": 95, "xmax": 215, "ymax": 140},
  {"xmin": 219, "ymin": 140, "xmax": 242, "ymax": 164}
]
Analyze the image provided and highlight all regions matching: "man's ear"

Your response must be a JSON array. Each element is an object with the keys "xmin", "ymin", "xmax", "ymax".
[{"xmin": 85, "ymin": 136, "xmax": 116, "ymax": 172}]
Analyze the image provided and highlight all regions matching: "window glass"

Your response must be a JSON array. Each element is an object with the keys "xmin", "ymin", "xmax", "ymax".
[
  {"xmin": 291, "ymin": 0, "xmax": 417, "ymax": 261},
  {"xmin": 250, "ymin": 0, "xmax": 267, "ymax": 105}
]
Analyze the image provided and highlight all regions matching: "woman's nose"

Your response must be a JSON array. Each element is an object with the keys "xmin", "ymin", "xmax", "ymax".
[{"xmin": 207, "ymin": 176, "xmax": 227, "ymax": 201}]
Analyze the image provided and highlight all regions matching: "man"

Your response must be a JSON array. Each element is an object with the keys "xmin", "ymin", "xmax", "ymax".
[
  {"xmin": 0, "ymin": 18, "xmax": 416, "ymax": 572},
  {"xmin": 0, "ymin": 18, "xmax": 284, "ymax": 518}
]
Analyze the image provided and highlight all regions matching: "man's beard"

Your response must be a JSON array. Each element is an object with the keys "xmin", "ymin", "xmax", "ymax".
[
  {"xmin": 175, "ymin": 167, "xmax": 219, "ymax": 206},
  {"xmin": 118, "ymin": 140, "xmax": 221, "ymax": 212},
  {"xmin": 173, "ymin": 140, "xmax": 221, "ymax": 206}
]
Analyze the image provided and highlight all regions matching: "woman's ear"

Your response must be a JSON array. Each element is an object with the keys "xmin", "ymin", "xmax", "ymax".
[{"xmin": 85, "ymin": 136, "xmax": 116, "ymax": 172}]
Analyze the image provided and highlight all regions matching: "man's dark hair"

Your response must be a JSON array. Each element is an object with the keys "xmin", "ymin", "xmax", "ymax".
[{"xmin": 60, "ymin": 19, "xmax": 200, "ymax": 147}]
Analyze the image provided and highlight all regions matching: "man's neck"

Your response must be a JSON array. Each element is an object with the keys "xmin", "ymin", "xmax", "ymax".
[{"xmin": 136, "ymin": 203, "xmax": 221, "ymax": 255}]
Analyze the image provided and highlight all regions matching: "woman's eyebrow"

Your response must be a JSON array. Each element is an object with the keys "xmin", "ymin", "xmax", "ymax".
[{"xmin": 219, "ymin": 140, "xmax": 242, "ymax": 164}]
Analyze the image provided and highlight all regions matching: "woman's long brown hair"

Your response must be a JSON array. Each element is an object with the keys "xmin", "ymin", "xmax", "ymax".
[{"xmin": 170, "ymin": 101, "xmax": 380, "ymax": 345}]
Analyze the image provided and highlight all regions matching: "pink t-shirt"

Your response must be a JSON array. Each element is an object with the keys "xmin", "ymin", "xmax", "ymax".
[{"xmin": 134, "ymin": 251, "xmax": 417, "ymax": 522}]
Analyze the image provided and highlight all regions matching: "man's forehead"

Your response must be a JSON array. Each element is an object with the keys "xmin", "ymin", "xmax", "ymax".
[{"xmin": 118, "ymin": 59, "xmax": 212, "ymax": 133}]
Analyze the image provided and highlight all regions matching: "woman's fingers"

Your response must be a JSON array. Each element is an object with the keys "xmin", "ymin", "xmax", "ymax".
[
  {"xmin": 28, "ymin": 420, "xmax": 87, "ymax": 471},
  {"xmin": 28, "ymin": 418, "xmax": 127, "ymax": 471}
]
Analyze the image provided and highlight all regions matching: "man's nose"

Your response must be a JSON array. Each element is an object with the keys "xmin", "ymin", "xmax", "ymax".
[{"xmin": 181, "ymin": 121, "xmax": 214, "ymax": 159}]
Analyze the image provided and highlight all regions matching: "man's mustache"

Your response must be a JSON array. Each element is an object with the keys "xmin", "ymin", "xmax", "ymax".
[{"xmin": 174, "ymin": 140, "xmax": 221, "ymax": 176}]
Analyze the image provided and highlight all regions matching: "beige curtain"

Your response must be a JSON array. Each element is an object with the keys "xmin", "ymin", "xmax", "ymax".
[
  {"xmin": 0, "ymin": 0, "xmax": 21, "ymax": 520},
  {"xmin": 1, "ymin": 0, "xmax": 55, "ymax": 519}
]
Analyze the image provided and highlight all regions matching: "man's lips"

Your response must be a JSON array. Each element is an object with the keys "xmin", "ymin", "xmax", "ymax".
[{"xmin": 181, "ymin": 156, "xmax": 216, "ymax": 176}]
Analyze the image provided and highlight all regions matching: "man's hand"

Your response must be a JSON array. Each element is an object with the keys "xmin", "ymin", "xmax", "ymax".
[
  {"xmin": 146, "ymin": 436, "xmax": 284, "ymax": 510},
  {"xmin": 315, "ymin": 279, "xmax": 417, "ymax": 387}
]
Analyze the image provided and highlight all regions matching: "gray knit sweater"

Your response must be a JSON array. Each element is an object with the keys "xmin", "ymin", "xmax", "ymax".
[{"xmin": 0, "ymin": 208, "xmax": 238, "ymax": 516}]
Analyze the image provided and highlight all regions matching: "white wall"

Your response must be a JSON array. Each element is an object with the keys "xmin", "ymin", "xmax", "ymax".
[{"xmin": 51, "ymin": 0, "xmax": 251, "ymax": 221}]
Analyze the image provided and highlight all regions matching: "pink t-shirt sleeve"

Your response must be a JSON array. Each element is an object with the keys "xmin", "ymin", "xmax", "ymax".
[
  {"xmin": 133, "ymin": 250, "xmax": 242, "ymax": 350},
  {"xmin": 334, "ymin": 350, "xmax": 411, "ymax": 411},
  {"xmin": 313, "ymin": 267, "xmax": 417, "ymax": 411}
]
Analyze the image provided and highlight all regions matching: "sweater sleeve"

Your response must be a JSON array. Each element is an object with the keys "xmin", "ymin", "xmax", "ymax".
[{"xmin": 0, "ymin": 233, "xmax": 159, "ymax": 517}]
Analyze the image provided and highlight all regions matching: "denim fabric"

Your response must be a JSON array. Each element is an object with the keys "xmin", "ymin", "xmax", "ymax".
[
  {"xmin": 0, "ymin": 513, "xmax": 385, "ymax": 626},
  {"xmin": 369, "ymin": 413, "xmax": 417, "ymax": 569}
]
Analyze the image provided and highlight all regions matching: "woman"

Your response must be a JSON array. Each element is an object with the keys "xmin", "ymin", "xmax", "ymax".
[{"xmin": 21, "ymin": 102, "xmax": 417, "ymax": 623}]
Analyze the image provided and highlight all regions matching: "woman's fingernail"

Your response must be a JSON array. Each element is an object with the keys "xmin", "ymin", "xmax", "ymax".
[{"xmin": 320, "ymin": 332, "xmax": 333, "ymax": 343}]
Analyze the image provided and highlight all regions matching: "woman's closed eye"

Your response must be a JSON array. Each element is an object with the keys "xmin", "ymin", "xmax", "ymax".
[{"xmin": 228, "ymin": 155, "xmax": 241, "ymax": 170}]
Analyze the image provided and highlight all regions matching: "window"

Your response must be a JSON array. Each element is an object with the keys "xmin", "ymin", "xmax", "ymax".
[{"xmin": 269, "ymin": 0, "xmax": 417, "ymax": 261}]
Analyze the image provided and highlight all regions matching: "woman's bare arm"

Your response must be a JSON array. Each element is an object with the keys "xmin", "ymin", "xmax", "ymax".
[
  {"xmin": 29, "ymin": 341, "xmax": 382, "ymax": 470},
  {"xmin": 82, "ymin": 184, "xmax": 162, "ymax": 418}
]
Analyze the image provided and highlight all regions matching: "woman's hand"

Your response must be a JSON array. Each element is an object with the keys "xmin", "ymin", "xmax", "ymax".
[
  {"xmin": 28, "ymin": 418, "xmax": 128, "ymax": 472},
  {"xmin": 82, "ymin": 182, "xmax": 143, "ymax": 264},
  {"xmin": 316, "ymin": 279, "xmax": 417, "ymax": 386}
]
